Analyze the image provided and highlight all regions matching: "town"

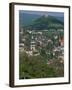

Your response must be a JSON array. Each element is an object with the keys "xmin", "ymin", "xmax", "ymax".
[
  {"xmin": 19, "ymin": 28, "xmax": 64, "ymax": 64},
  {"xmin": 19, "ymin": 27, "xmax": 64, "ymax": 79}
]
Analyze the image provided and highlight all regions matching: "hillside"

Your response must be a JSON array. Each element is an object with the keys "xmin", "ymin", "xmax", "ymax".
[
  {"xmin": 19, "ymin": 12, "xmax": 41, "ymax": 27},
  {"xmin": 23, "ymin": 15, "xmax": 64, "ymax": 30}
]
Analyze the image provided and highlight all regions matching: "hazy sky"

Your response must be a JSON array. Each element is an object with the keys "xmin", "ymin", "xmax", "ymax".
[{"xmin": 20, "ymin": 10, "xmax": 64, "ymax": 17}]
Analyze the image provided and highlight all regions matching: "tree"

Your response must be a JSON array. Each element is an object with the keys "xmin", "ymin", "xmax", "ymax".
[
  {"xmin": 40, "ymin": 49, "xmax": 45, "ymax": 55},
  {"xmin": 46, "ymin": 42, "xmax": 53, "ymax": 51},
  {"xmin": 19, "ymin": 51, "xmax": 57, "ymax": 79}
]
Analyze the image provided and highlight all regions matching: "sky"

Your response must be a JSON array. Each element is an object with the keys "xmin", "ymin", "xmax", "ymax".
[{"xmin": 20, "ymin": 10, "xmax": 64, "ymax": 17}]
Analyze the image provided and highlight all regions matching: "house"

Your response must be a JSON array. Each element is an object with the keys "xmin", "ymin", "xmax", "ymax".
[
  {"xmin": 19, "ymin": 43, "xmax": 24, "ymax": 52},
  {"xmin": 58, "ymin": 29, "xmax": 63, "ymax": 32},
  {"xmin": 58, "ymin": 55, "xmax": 64, "ymax": 63},
  {"xmin": 28, "ymin": 30, "xmax": 32, "ymax": 34},
  {"xmin": 20, "ymin": 28, "xmax": 24, "ymax": 34},
  {"xmin": 54, "ymin": 35, "xmax": 58, "ymax": 39},
  {"xmin": 30, "ymin": 41, "xmax": 36, "ymax": 51},
  {"xmin": 22, "ymin": 38, "xmax": 25, "ymax": 42},
  {"xmin": 59, "ymin": 37, "xmax": 64, "ymax": 46},
  {"xmin": 25, "ymin": 51, "xmax": 33, "ymax": 56},
  {"xmin": 37, "ymin": 32, "xmax": 42, "ymax": 35},
  {"xmin": 47, "ymin": 39, "xmax": 53, "ymax": 44},
  {"xmin": 19, "ymin": 43, "xmax": 24, "ymax": 47}
]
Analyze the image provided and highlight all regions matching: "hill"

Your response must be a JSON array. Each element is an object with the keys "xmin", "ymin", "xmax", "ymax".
[
  {"xmin": 23, "ymin": 15, "xmax": 64, "ymax": 30},
  {"xmin": 19, "ymin": 13, "xmax": 41, "ymax": 27}
]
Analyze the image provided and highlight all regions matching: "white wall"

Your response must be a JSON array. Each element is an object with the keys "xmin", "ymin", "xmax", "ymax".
[{"xmin": 0, "ymin": 0, "xmax": 72, "ymax": 89}]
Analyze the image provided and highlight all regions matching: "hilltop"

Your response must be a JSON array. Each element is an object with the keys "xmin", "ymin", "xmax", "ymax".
[{"xmin": 23, "ymin": 15, "xmax": 64, "ymax": 30}]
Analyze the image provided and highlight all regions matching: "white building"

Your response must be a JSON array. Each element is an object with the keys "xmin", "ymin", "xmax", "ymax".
[
  {"xmin": 30, "ymin": 41, "xmax": 36, "ymax": 51},
  {"xmin": 25, "ymin": 51, "xmax": 33, "ymax": 56},
  {"xmin": 20, "ymin": 28, "xmax": 23, "ymax": 34}
]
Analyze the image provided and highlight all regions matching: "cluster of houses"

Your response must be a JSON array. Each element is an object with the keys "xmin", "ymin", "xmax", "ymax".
[{"xmin": 19, "ymin": 28, "xmax": 64, "ymax": 62}]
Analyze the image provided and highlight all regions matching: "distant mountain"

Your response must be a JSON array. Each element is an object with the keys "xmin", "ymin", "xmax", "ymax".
[
  {"xmin": 19, "ymin": 11, "xmax": 64, "ymax": 30},
  {"xmin": 33, "ymin": 15, "xmax": 63, "ymax": 24},
  {"xmin": 19, "ymin": 13, "xmax": 41, "ymax": 27},
  {"xmin": 19, "ymin": 13, "xmax": 64, "ymax": 28},
  {"xmin": 24, "ymin": 15, "xmax": 64, "ymax": 30}
]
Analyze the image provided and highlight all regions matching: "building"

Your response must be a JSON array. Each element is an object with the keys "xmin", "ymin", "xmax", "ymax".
[
  {"xmin": 30, "ymin": 41, "xmax": 36, "ymax": 51},
  {"xmin": 20, "ymin": 28, "xmax": 24, "ymax": 35},
  {"xmin": 59, "ymin": 37, "xmax": 64, "ymax": 46},
  {"xmin": 30, "ymin": 35, "xmax": 36, "ymax": 51}
]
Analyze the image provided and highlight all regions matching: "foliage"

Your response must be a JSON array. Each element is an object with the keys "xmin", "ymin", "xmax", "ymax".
[
  {"xmin": 24, "ymin": 15, "xmax": 64, "ymax": 30},
  {"xmin": 19, "ymin": 51, "xmax": 64, "ymax": 79}
]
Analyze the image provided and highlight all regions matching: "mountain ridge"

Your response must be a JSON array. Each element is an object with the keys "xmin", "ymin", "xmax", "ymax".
[
  {"xmin": 19, "ymin": 13, "xmax": 64, "ymax": 28},
  {"xmin": 23, "ymin": 15, "xmax": 64, "ymax": 30}
]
